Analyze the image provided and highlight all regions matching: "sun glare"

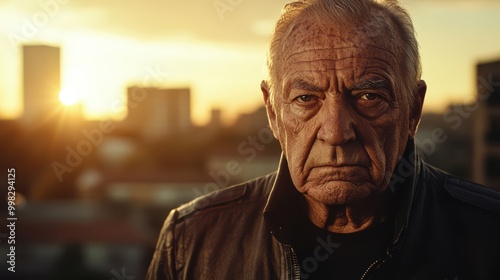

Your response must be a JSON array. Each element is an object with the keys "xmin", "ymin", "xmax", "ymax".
[{"xmin": 59, "ymin": 87, "xmax": 80, "ymax": 106}]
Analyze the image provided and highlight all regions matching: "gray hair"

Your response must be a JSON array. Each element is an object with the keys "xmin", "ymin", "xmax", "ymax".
[{"xmin": 266, "ymin": 0, "xmax": 422, "ymax": 109}]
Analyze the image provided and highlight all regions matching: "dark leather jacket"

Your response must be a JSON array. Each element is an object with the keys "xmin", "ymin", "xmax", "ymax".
[{"xmin": 146, "ymin": 140, "xmax": 500, "ymax": 279}]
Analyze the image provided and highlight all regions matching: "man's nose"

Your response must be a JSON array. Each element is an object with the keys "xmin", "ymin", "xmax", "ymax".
[{"xmin": 316, "ymin": 97, "xmax": 356, "ymax": 146}]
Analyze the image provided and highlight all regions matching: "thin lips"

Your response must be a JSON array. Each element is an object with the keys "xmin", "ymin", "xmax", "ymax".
[{"xmin": 312, "ymin": 164, "xmax": 366, "ymax": 169}]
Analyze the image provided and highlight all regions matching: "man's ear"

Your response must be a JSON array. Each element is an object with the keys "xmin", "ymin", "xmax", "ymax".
[
  {"xmin": 408, "ymin": 80, "xmax": 427, "ymax": 138},
  {"xmin": 261, "ymin": 80, "xmax": 280, "ymax": 140}
]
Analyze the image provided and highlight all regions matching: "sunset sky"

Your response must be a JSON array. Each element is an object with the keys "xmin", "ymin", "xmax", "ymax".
[{"xmin": 0, "ymin": 0, "xmax": 499, "ymax": 125}]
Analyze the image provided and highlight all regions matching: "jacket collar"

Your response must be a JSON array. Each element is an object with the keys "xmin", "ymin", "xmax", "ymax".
[{"xmin": 263, "ymin": 138, "xmax": 421, "ymax": 246}]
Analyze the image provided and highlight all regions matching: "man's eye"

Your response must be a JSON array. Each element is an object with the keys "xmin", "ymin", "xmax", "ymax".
[
  {"xmin": 360, "ymin": 93, "xmax": 380, "ymax": 101},
  {"xmin": 296, "ymin": 95, "xmax": 316, "ymax": 102},
  {"xmin": 353, "ymin": 92, "xmax": 390, "ymax": 118}
]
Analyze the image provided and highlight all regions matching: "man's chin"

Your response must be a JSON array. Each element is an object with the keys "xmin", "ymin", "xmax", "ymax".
[{"xmin": 304, "ymin": 181, "xmax": 374, "ymax": 205}]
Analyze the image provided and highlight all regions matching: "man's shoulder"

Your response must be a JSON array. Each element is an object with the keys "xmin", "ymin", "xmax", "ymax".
[
  {"xmin": 424, "ymin": 163, "xmax": 500, "ymax": 216},
  {"xmin": 174, "ymin": 172, "xmax": 277, "ymax": 221},
  {"xmin": 444, "ymin": 174, "xmax": 500, "ymax": 215}
]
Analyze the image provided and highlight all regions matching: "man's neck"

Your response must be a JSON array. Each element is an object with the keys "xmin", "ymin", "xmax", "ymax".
[{"xmin": 305, "ymin": 192, "xmax": 394, "ymax": 234}]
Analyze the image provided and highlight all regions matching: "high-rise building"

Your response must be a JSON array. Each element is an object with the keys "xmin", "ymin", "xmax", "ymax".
[
  {"xmin": 473, "ymin": 59, "xmax": 500, "ymax": 189},
  {"xmin": 123, "ymin": 87, "xmax": 192, "ymax": 139},
  {"xmin": 22, "ymin": 45, "xmax": 61, "ymax": 127},
  {"xmin": 22, "ymin": 45, "xmax": 83, "ymax": 130}
]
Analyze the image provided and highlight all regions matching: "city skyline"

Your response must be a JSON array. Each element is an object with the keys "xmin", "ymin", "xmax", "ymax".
[
  {"xmin": 1, "ymin": 1, "xmax": 500, "ymax": 125},
  {"xmin": 12, "ymin": 42, "xmax": 268, "ymax": 135}
]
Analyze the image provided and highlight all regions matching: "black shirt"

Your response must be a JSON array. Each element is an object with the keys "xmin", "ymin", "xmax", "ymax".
[{"xmin": 291, "ymin": 218, "xmax": 394, "ymax": 280}]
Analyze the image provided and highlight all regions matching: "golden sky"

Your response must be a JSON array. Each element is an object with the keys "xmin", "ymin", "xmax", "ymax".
[{"xmin": 1, "ymin": 0, "xmax": 499, "ymax": 125}]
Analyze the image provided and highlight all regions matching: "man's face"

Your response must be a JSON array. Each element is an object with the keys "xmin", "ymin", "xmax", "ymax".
[{"xmin": 265, "ymin": 16, "xmax": 424, "ymax": 205}]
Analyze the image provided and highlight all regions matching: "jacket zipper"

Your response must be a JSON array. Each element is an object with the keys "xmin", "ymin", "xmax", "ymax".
[
  {"xmin": 360, "ymin": 214, "xmax": 406, "ymax": 279},
  {"xmin": 360, "ymin": 251, "xmax": 391, "ymax": 280},
  {"xmin": 360, "ymin": 258, "xmax": 383, "ymax": 280},
  {"xmin": 285, "ymin": 240, "xmax": 395, "ymax": 280},
  {"xmin": 287, "ymin": 245, "xmax": 301, "ymax": 280}
]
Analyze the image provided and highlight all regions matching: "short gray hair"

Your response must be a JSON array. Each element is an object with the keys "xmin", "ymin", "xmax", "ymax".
[{"xmin": 266, "ymin": 0, "xmax": 422, "ymax": 109}]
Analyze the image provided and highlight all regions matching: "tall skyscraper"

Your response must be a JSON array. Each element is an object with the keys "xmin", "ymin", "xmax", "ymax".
[
  {"xmin": 22, "ymin": 45, "xmax": 61, "ymax": 127},
  {"xmin": 473, "ymin": 59, "xmax": 500, "ymax": 189},
  {"xmin": 123, "ymin": 87, "xmax": 192, "ymax": 139}
]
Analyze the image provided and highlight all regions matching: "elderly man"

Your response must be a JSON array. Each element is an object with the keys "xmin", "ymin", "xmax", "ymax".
[{"xmin": 147, "ymin": 0, "xmax": 500, "ymax": 279}]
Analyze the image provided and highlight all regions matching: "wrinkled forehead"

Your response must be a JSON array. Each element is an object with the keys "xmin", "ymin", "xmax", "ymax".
[{"xmin": 279, "ymin": 14, "xmax": 401, "ymax": 73}]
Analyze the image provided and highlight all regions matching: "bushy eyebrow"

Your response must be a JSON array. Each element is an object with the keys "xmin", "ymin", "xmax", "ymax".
[
  {"xmin": 291, "ymin": 79, "xmax": 324, "ymax": 92},
  {"xmin": 351, "ymin": 79, "xmax": 391, "ymax": 91}
]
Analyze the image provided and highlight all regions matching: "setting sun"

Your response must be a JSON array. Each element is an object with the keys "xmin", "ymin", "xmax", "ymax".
[{"xmin": 59, "ymin": 87, "xmax": 80, "ymax": 106}]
